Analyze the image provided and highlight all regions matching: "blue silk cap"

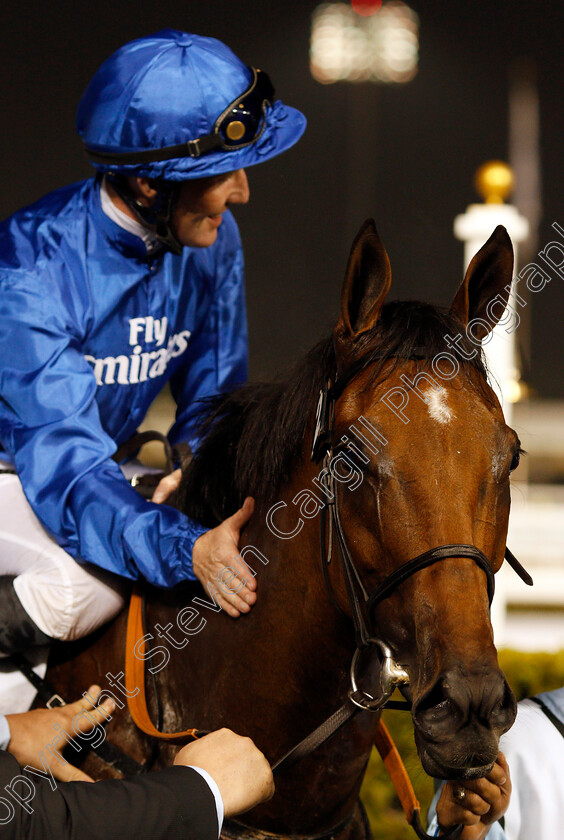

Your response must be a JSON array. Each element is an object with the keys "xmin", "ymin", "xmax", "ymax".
[{"xmin": 77, "ymin": 30, "xmax": 307, "ymax": 180}]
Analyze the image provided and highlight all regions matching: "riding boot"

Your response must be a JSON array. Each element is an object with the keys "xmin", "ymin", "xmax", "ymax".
[{"xmin": 0, "ymin": 575, "xmax": 53, "ymax": 655}]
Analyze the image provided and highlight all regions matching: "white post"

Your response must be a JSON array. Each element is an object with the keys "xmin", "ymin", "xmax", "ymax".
[
  {"xmin": 454, "ymin": 163, "xmax": 529, "ymax": 647},
  {"xmin": 454, "ymin": 162, "xmax": 529, "ymax": 430}
]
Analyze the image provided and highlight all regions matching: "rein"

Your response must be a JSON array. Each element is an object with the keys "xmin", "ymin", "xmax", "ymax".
[
  {"xmin": 124, "ymin": 590, "xmax": 441, "ymax": 839},
  {"xmin": 125, "ymin": 588, "xmax": 205, "ymax": 742},
  {"xmin": 124, "ymin": 588, "xmax": 450, "ymax": 840}
]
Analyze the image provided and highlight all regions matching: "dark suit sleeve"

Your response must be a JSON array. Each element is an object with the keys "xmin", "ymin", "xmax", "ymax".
[{"xmin": 0, "ymin": 751, "xmax": 218, "ymax": 840}]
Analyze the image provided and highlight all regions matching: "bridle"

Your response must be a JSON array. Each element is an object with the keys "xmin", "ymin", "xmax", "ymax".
[
  {"xmin": 275, "ymin": 375, "xmax": 533, "ymax": 840},
  {"xmin": 322, "ymin": 445, "xmax": 498, "ymax": 643},
  {"xmin": 312, "ymin": 377, "xmax": 532, "ymax": 712}
]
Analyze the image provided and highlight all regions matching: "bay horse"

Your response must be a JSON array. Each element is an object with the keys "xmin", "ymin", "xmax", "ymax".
[{"xmin": 47, "ymin": 220, "xmax": 521, "ymax": 839}]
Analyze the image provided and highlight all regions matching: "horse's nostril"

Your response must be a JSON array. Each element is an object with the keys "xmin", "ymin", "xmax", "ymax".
[
  {"xmin": 412, "ymin": 679, "xmax": 463, "ymax": 738},
  {"xmin": 413, "ymin": 671, "xmax": 517, "ymax": 743},
  {"xmin": 414, "ymin": 679, "xmax": 447, "ymax": 716},
  {"xmin": 490, "ymin": 680, "xmax": 517, "ymax": 731}
]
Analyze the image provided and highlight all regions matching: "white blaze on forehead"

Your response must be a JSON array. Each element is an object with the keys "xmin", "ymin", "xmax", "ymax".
[{"xmin": 425, "ymin": 387, "xmax": 452, "ymax": 424}]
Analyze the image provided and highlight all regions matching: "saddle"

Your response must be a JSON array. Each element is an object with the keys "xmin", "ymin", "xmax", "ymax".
[{"xmin": 112, "ymin": 430, "xmax": 192, "ymax": 500}]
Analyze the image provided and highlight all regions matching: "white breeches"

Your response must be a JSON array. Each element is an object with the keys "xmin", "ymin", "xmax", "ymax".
[{"xmin": 0, "ymin": 474, "xmax": 127, "ymax": 641}]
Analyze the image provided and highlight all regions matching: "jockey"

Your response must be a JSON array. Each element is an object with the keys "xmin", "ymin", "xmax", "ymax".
[{"xmin": 0, "ymin": 30, "xmax": 306, "ymax": 675}]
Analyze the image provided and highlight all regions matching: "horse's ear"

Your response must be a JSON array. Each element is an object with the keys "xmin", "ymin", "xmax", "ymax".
[
  {"xmin": 334, "ymin": 219, "xmax": 391, "ymax": 365},
  {"xmin": 449, "ymin": 225, "xmax": 514, "ymax": 340}
]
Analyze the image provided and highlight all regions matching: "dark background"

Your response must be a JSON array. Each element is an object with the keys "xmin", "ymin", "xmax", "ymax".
[{"xmin": 1, "ymin": 1, "xmax": 562, "ymax": 394}]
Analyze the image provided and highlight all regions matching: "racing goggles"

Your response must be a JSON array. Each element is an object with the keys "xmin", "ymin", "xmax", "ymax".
[
  {"xmin": 84, "ymin": 68, "xmax": 275, "ymax": 166},
  {"xmin": 214, "ymin": 68, "xmax": 275, "ymax": 151}
]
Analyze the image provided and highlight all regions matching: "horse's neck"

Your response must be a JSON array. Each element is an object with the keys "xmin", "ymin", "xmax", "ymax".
[
  {"xmin": 152, "ymin": 469, "xmax": 358, "ymax": 755},
  {"xmin": 155, "ymin": 498, "xmax": 376, "ymax": 835}
]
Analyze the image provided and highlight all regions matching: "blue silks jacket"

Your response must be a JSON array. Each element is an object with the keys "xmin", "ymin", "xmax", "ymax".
[{"xmin": 0, "ymin": 178, "xmax": 248, "ymax": 586}]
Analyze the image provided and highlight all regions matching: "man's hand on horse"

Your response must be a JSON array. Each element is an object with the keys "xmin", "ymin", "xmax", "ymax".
[
  {"xmin": 192, "ymin": 497, "xmax": 257, "ymax": 618},
  {"xmin": 436, "ymin": 753, "xmax": 511, "ymax": 839},
  {"xmin": 5, "ymin": 684, "xmax": 115, "ymax": 782},
  {"xmin": 174, "ymin": 728, "xmax": 274, "ymax": 817},
  {"xmin": 152, "ymin": 468, "xmax": 183, "ymax": 504}
]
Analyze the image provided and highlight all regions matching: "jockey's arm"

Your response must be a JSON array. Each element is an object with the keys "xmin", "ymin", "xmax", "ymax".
[
  {"xmin": 0, "ymin": 210, "xmax": 248, "ymax": 595},
  {"xmin": 152, "ymin": 473, "xmax": 258, "ymax": 618}
]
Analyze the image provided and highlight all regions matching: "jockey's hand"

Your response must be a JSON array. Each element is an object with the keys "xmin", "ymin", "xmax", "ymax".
[
  {"xmin": 436, "ymin": 753, "xmax": 511, "ymax": 839},
  {"xmin": 5, "ymin": 685, "xmax": 115, "ymax": 783},
  {"xmin": 174, "ymin": 728, "xmax": 274, "ymax": 817},
  {"xmin": 192, "ymin": 497, "xmax": 256, "ymax": 618},
  {"xmin": 152, "ymin": 468, "xmax": 182, "ymax": 504}
]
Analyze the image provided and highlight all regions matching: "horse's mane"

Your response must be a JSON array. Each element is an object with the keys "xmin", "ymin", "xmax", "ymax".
[{"xmin": 180, "ymin": 301, "xmax": 490, "ymax": 526}]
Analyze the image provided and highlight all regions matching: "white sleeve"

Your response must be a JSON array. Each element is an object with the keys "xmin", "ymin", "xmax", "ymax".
[
  {"xmin": 0, "ymin": 715, "xmax": 11, "ymax": 751},
  {"xmin": 188, "ymin": 765, "xmax": 224, "ymax": 837},
  {"xmin": 500, "ymin": 697, "xmax": 564, "ymax": 839}
]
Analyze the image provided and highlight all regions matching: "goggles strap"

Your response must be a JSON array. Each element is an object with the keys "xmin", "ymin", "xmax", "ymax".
[
  {"xmin": 83, "ymin": 67, "xmax": 273, "ymax": 166},
  {"xmin": 87, "ymin": 133, "xmax": 223, "ymax": 165}
]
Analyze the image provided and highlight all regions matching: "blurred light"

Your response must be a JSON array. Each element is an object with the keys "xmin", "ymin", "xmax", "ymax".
[
  {"xmin": 310, "ymin": 1, "xmax": 419, "ymax": 84},
  {"xmin": 351, "ymin": 0, "xmax": 382, "ymax": 16}
]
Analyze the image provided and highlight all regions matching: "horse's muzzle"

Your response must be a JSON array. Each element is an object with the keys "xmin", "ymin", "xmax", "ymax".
[{"xmin": 410, "ymin": 665, "xmax": 517, "ymax": 778}]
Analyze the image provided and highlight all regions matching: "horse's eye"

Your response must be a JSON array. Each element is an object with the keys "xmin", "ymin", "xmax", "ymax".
[{"xmin": 510, "ymin": 449, "xmax": 523, "ymax": 473}]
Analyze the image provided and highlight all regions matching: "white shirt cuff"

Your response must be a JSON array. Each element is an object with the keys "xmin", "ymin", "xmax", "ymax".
[
  {"xmin": 0, "ymin": 715, "xmax": 11, "ymax": 752},
  {"xmin": 188, "ymin": 765, "xmax": 224, "ymax": 836}
]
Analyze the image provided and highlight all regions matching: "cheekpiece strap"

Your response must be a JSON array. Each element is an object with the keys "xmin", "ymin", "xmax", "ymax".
[{"xmin": 311, "ymin": 380, "xmax": 334, "ymax": 462}]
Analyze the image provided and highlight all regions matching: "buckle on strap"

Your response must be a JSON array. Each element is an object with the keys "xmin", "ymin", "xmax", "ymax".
[{"xmin": 187, "ymin": 139, "xmax": 201, "ymax": 158}]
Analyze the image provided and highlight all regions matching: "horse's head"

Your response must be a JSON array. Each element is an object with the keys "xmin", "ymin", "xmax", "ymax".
[{"xmin": 332, "ymin": 220, "xmax": 518, "ymax": 780}]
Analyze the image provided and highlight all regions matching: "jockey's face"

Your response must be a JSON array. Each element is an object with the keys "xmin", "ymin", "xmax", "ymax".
[{"xmin": 171, "ymin": 169, "xmax": 250, "ymax": 248}]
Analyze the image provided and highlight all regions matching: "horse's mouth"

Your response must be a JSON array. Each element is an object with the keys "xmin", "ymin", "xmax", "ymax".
[{"xmin": 418, "ymin": 746, "xmax": 496, "ymax": 781}]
